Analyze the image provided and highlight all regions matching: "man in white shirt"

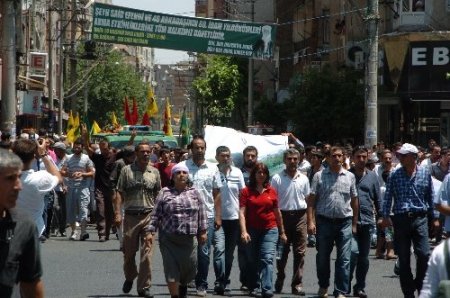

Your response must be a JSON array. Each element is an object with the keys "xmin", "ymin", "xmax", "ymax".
[
  {"xmin": 216, "ymin": 146, "xmax": 245, "ymax": 293},
  {"xmin": 271, "ymin": 148, "xmax": 310, "ymax": 295},
  {"xmin": 12, "ymin": 139, "xmax": 62, "ymax": 237}
]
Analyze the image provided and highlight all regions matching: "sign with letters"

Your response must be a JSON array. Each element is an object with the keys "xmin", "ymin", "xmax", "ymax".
[
  {"xmin": 408, "ymin": 41, "xmax": 450, "ymax": 100},
  {"xmin": 92, "ymin": 3, "xmax": 277, "ymax": 59}
]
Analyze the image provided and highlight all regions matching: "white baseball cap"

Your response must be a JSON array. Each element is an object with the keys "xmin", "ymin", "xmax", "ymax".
[{"xmin": 397, "ymin": 143, "xmax": 418, "ymax": 155}]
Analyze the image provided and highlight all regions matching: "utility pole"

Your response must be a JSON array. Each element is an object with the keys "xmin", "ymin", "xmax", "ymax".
[
  {"xmin": 47, "ymin": 1, "xmax": 55, "ymax": 132},
  {"xmin": 364, "ymin": 0, "xmax": 379, "ymax": 147},
  {"xmin": 69, "ymin": 0, "xmax": 78, "ymax": 112},
  {"xmin": 247, "ymin": 0, "xmax": 255, "ymax": 129},
  {"xmin": 58, "ymin": 0, "xmax": 66, "ymax": 135},
  {"xmin": 0, "ymin": 0, "xmax": 17, "ymax": 135}
]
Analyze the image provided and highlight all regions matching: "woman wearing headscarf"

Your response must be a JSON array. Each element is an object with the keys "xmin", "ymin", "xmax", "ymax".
[{"xmin": 144, "ymin": 163, "xmax": 207, "ymax": 298}]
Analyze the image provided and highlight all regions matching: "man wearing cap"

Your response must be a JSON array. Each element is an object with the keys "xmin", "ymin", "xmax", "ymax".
[
  {"xmin": 380, "ymin": 143, "xmax": 439, "ymax": 298},
  {"xmin": 115, "ymin": 142, "xmax": 161, "ymax": 298}
]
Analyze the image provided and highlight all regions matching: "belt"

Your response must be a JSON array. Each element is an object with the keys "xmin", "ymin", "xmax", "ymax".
[
  {"xmin": 281, "ymin": 209, "xmax": 306, "ymax": 216},
  {"xmin": 397, "ymin": 211, "xmax": 427, "ymax": 218},
  {"xmin": 124, "ymin": 208, "xmax": 153, "ymax": 216},
  {"xmin": 317, "ymin": 215, "xmax": 351, "ymax": 223}
]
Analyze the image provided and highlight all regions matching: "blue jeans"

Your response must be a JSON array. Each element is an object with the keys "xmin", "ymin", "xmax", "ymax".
[
  {"xmin": 195, "ymin": 217, "xmax": 225, "ymax": 290},
  {"xmin": 222, "ymin": 219, "xmax": 240, "ymax": 286},
  {"xmin": 392, "ymin": 213, "xmax": 430, "ymax": 297},
  {"xmin": 316, "ymin": 216, "xmax": 352, "ymax": 297},
  {"xmin": 247, "ymin": 227, "xmax": 278, "ymax": 296},
  {"xmin": 349, "ymin": 224, "xmax": 372, "ymax": 292}
]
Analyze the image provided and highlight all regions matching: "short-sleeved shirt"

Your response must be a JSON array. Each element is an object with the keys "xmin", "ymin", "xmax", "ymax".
[
  {"xmin": 154, "ymin": 162, "xmax": 175, "ymax": 188},
  {"xmin": 116, "ymin": 162, "xmax": 161, "ymax": 210},
  {"xmin": 310, "ymin": 167, "xmax": 358, "ymax": 219},
  {"xmin": 179, "ymin": 159, "xmax": 222, "ymax": 218},
  {"xmin": 91, "ymin": 152, "xmax": 117, "ymax": 189},
  {"xmin": 271, "ymin": 170, "xmax": 310, "ymax": 211},
  {"xmin": 239, "ymin": 186, "xmax": 279, "ymax": 230},
  {"xmin": 219, "ymin": 166, "xmax": 245, "ymax": 220},
  {"xmin": 63, "ymin": 153, "xmax": 94, "ymax": 188},
  {"xmin": 0, "ymin": 211, "xmax": 42, "ymax": 297},
  {"xmin": 430, "ymin": 162, "xmax": 449, "ymax": 182},
  {"xmin": 15, "ymin": 169, "xmax": 59, "ymax": 235}
]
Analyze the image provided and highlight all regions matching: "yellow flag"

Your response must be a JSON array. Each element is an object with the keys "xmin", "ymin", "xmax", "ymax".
[
  {"xmin": 163, "ymin": 98, "xmax": 173, "ymax": 136},
  {"xmin": 146, "ymin": 86, "xmax": 158, "ymax": 117},
  {"xmin": 73, "ymin": 113, "xmax": 80, "ymax": 128},
  {"xmin": 91, "ymin": 121, "xmax": 102, "ymax": 135},
  {"xmin": 111, "ymin": 112, "xmax": 119, "ymax": 128},
  {"xmin": 67, "ymin": 110, "xmax": 74, "ymax": 133}
]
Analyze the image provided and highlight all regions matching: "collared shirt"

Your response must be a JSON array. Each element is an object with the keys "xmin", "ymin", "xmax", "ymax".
[
  {"xmin": 219, "ymin": 166, "xmax": 245, "ymax": 220},
  {"xmin": 239, "ymin": 186, "xmax": 279, "ymax": 230},
  {"xmin": 117, "ymin": 162, "xmax": 161, "ymax": 210},
  {"xmin": 271, "ymin": 170, "xmax": 310, "ymax": 211},
  {"xmin": 436, "ymin": 175, "xmax": 450, "ymax": 231},
  {"xmin": 382, "ymin": 165, "xmax": 434, "ymax": 218},
  {"xmin": 430, "ymin": 161, "xmax": 449, "ymax": 182},
  {"xmin": 310, "ymin": 167, "xmax": 358, "ymax": 219},
  {"xmin": 240, "ymin": 166, "xmax": 251, "ymax": 187},
  {"xmin": 419, "ymin": 240, "xmax": 449, "ymax": 298},
  {"xmin": 179, "ymin": 159, "xmax": 222, "ymax": 218},
  {"xmin": 147, "ymin": 186, "xmax": 207, "ymax": 235},
  {"xmin": 349, "ymin": 168, "xmax": 381, "ymax": 225}
]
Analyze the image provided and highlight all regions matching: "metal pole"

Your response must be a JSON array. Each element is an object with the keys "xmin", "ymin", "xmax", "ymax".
[
  {"xmin": 0, "ymin": 0, "xmax": 17, "ymax": 135},
  {"xmin": 69, "ymin": 0, "xmax": 77, "ymax": 112},
  {"xmin": 364, "ymin": 0, "xmax": 379, "ymax": 147},
  {"xmin": 58, "ymin": 0, "xmax": 66, "ymax": 135},
  {"xmin": 247, "ymin": 0, "xmax": 255, "ymax": 128},
  {"xmin": 48, "ymin": 2, "xmax": 54, "ymax": 130}
]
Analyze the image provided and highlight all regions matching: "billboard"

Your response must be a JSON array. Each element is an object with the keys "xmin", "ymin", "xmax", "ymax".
[
  {"xmin": 407, "ymin": 41, "xmax": 450, "ymax": 100},
  {"xmin": 92, "ymin": 3, "xmax": 276, "ymax": 59}
]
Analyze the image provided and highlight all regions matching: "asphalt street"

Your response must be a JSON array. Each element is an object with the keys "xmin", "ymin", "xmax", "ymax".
[{"xmin": 41, "ymin": 226, "xmax": 405, "ymax": 298}]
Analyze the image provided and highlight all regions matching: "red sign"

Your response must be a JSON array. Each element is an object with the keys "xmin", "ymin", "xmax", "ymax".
[{"xmin": 30, "ymin": 52, "xmax": 47, "ymax": 73}]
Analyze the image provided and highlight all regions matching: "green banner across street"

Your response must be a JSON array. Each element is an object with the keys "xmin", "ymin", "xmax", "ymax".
[{"xmin": 92, "ymin": 3, "xmax": 276, "ymax": 59}]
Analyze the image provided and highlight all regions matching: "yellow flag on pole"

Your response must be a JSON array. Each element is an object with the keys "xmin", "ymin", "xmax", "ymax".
[{"xmin": 146, "ymin": 86, "xmax": 158, "ymax": 117}]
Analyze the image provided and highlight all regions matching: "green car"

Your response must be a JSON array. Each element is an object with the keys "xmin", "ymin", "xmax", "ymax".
[{"xmin": 91, "ymin": 130, "xmax": 178, "ymax": 149}]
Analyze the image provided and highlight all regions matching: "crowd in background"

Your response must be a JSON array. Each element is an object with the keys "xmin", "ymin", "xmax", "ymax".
[{"xmin": 1, "ymin": 127, "xmax": 450, "ymax": 298}]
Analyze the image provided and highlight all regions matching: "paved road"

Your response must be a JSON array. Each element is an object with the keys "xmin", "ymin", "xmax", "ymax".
[{"xmin": 41, "ymin": 226, "xmax": 405, "ymax": 297}]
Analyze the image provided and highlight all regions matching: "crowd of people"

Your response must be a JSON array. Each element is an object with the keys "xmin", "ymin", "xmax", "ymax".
[{"xmin": 1, "ymin": 126, "xmax": 450, "ymax": 298}]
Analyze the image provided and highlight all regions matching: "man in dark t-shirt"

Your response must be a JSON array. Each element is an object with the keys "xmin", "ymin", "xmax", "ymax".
[{"xmin": 0, "ymin": 149, "xmax": 44, "ymax": 297}]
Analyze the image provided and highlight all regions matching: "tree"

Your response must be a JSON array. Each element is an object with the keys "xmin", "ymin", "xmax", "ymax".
[
  {"xmin": 288, "ymin": 65, "xmax": 365, "ymax": 144},
  {"xmin": 192, "ymin": 54, "xmax": 243, "ymax": 126},
  {"xmin": 77, "ymin": 49, "xmax": 147, "ymax": 127}
]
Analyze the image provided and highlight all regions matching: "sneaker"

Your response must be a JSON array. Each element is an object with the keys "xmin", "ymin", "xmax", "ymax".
[
  {"xmin": 39, "ymin": 235, "xmax": 47, "ymax": 243},
  {"xmin": 138, "ymin": 287, "xmax": 153, "ymax": 298},
  {"xmin": 196, "ymin": 287, "xmax": 207, "ymax": 297},
  {"xmin": 99, "ymin": 236, "xmax": 106, "ymax": 242},
  {"xmin": 318, "ymin": 287, "xmax": 328, "ymax": 298},
  {"xmin": 240, "ymin": 285, "xmax": 249, "ymax": 292},
  {"xmin": 80, "ymin": 233, "xmax": 89, "ymax": 241},
  {"xmin": 122, "ymin": 280, "xmax": 133, "ymax": 293},
  {"xmin": 69, "ymin": 230, "xmax": 79, "ymax": 241},
  {"xmin": 335, "ymin": 294, "xmax": 346, "ymax": 298},
  {"xmin": 188, "ymin": 281, "xmax": 196, "ymax": 288},
  {"xmin": 292, "ymin": 285, "xmax": 305, "ymax": 296}
]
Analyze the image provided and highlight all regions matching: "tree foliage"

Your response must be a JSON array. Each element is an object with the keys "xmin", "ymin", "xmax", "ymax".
[
  {"xmin": 77, "ymin": 50, "xmax": 147, "ymax": 127},
  {"xmin": 192, "ymin": 54, "xmax": 242, "ymax": 126},
  {"xmin": 288, "ymin": 65, "xmax": 365, "ymax": 144}
]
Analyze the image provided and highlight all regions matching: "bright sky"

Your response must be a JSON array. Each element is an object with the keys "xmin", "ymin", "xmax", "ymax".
[{"xmin": 112, "ymin": 0, "xmax": 195, "ymax": 64}]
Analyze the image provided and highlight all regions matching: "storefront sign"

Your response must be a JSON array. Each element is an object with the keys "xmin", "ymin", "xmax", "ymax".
[
  {"xmin": 408, "ymin": 41, "xmax": 450, "ymax": 99},
  {"xmin": 92, "ymin": 3, "xmax": 276, "ymax": 59}
]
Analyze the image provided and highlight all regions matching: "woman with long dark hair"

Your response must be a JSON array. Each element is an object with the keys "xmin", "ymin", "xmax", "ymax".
[{"xmin": 239, "ymin": 162, "xmax": 287, "ymax": 297}]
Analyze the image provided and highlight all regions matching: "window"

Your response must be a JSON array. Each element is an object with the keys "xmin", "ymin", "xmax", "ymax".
[{"xmin": 321, "ymin": 9, "xmax": 330, "ymax": 45}]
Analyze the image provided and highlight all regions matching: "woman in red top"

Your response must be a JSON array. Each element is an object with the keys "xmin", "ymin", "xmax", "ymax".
[{"xmin": 239, "ymin": 162, "xmax": 287, "ymax": 298}]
